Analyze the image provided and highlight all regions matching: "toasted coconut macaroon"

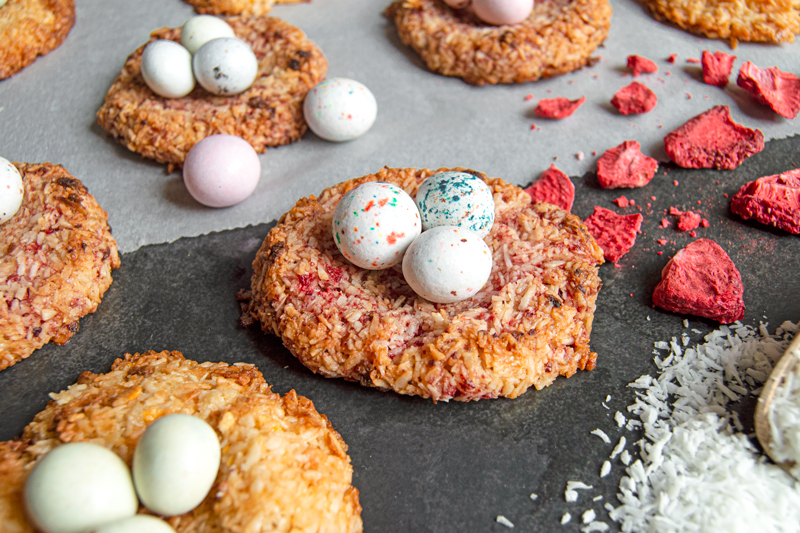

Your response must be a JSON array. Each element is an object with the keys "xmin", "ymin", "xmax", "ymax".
[
  {"xmin": 0, "ymin": 351, "xmax": 363, "ymax": 533},
  {"xmin": 384, "ymin": 0, "xmax": 612, "ymax": 85},
  {"xmin": 241, "ymin": 167, "xmax": 604, "ymax": 402},
  {"xmin": 638, "ymin": 0, "xmax": 800, "ymax": 45},
  {"xmin": 186, "ymin": 0, "xmax": 308, "ymax": 16},
  {"xmin": 0, "ymin": 163, "xmax": 119, "ymax": 371},
  {"xmin": 97, "ymin": 16, "xmax": 327, "ymax": 170},
  {"xmin": 0, "ymin": 0, "xmax": 75, "ymax": 80}
]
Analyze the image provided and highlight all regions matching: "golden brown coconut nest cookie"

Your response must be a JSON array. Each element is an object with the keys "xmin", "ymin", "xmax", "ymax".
[
  {"xmin": 385, "ymin": 0, "xmax": 612, "ymax": 85},
  {"xmin": 0, "ymin": 351, "xmax": 363, "ymax": 533},
  {"xmin": 241, "ymin": 167, "xmax": 604, "ymax": 402},
  {"xmin": 186, "ymin": 0, "xmax": 308, "ymax": 16},
  {"xmin": 638, "ymin": 0, "xmax": 800, "ymax": 46},
  {"xmin": 97, "ymin": 16, "xmax": 327, "ymax": 169},
  {"xmin": 0, "ymin": 163, "xmax": 119, "ymax": 371},
  {"xmin": 0, "ymin": 0, "xmax": 75, "ymax": 80}
]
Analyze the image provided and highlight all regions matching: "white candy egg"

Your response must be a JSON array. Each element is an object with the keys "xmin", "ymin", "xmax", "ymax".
[
  {"xmin": 141, "ymin": 40, "xmax": 195, "ymax": 99},
  {"xmin": 24, "ymin": 443, "xmax": 138, "ymax": 533},
  {"xmin": 402, "ymin": 226, "xmax": 493, "ymax": 304},
  {"xmin": 132, "ymin": 414, "xmax": 220, "ymax": 517},
  {"xmin": 180, "ymin": 15, "xmax": 235, "ymax": 54},
  {"xmin": 472, "ymin": 0, "xmax": 534, "ymax": 25},
  {"xmin": 193, "ymin": 37, "xmax": 258, "ymax": 96},
  {"xmin": 94, "ymin": 515, "xmax": 176, "ymax": 533},
  {"xmin": 303, "ymin": 78, "xmax": 377, "ymax": 142},
  {"xmin": 0, "ymin": 157, "xmax": 24, "ymax": 224},
  {"xmin": 0, "ymin": 0, "xmax": 8, "ymax": 8},
  {"xmin": 183, "ymin": 134, "xmax": 261, "ymax": 207},
  {"xmin": 332, "ymin": 182, "xmax": 421, "ymax": 270},
  {"xmin": 415, "ymin": 171, "xmax": 495, "ymax": 238}
]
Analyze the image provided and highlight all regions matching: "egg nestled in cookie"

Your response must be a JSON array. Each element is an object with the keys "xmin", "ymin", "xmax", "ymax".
[
  {"xmin": 141, "ymin": 40, "xmax": 196, "ymax": 98},
  {"xmin": 472, "ymin": 0, "xmax": 534, "ymax": 25},
  {"xmin": 0, "ymin": 157, "xmax": 23, "ymax": 224}
]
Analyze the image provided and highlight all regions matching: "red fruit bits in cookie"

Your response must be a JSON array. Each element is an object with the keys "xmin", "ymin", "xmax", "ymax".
[
  {"xmin": 730, "ymin": 168, "xmax": 800, "ymax": 234},
  {"xmin": 534, "ymin": 96, "xmax": 586, "ymax": 119},
  {"xmin": 701, "ymin": 50, "xmax": 736, "ymax": 88},
  {"xmin": 597, "ymin": 140, "xmax": 658, "ymax": 189},
  {"xmin": 664, "ymin": 105, "xmax": 764, "ymax": 170},
  {"xmin": 584, "ymin": 206, "xmax": 643, "ymax": 263},
  {"xmin": 627, "ymin": 55, "xmax": 657, "ymax": 76},
  {"xmin": 737, "ymin": 61, "xmax": 800, "ymax": 119},
  {"xmin": 652, "ymin": 239, "xmax": 744, "ymax": 323},
  {"xmin": 524, "ymin": 164, "xmax": 575, "ymax": 211},
  {"xmin": 611, "ymin": 81, "xmax": 657, "ymax": 115}
]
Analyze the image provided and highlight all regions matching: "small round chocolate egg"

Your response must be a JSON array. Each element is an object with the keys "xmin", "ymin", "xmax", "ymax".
[
  {"xmin": 332, "ymin": 182, "xmax": 421, "ymax": 269},
  {"xmin": 0, "ymin": 157, "xmax": 24, "ymax": 224},
  {"xmin": 180, "ymin": 15, "xmax": 235, "ymax": 54},
  {"xmin": 183, "ymin": 134, "xmax": 261, "ymax": 207},
  {"xmin": 141, "ymin": 40, "xmax": 196, "ymax": 99},
  {"xmin": 94, "ymin": 516, "xmax": 176, "ymax": 533},
  {"xmin": 303, "ymin": 78, "xmax": 377, "ymax": 142},
  {"xmin": 415, "ymin": 171, "xmax": 495, "ymax": 238},
  {"xmin": 193, "ymin": 37, "xmax": 258, "ymax": 96},
  {"xmin": 471, "ymin": 0, "xmax": 534, "ymax": 25},
  {"xmin": 24, "ymin": 443, "xmax": 138, "ymax": 533},
  {"xmin": 132, "ymin": 414, "xmax": 221, "ymax": 517},
  {"xmin": 402, "ymin": 226, "xmax": 493, "ymax": 304}
]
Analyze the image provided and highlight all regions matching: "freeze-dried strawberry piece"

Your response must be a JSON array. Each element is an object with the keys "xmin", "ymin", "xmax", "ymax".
[
  {"xmin": 534, "ymin": 96, "xmax": 586, "ymax": 119},
  {"xmin": 611, "ymin": 81, "xmax": 657, "ymax": 115},
  {"xmin": 737, "ymin": 61, "xmax": 800, "ymax": 119},
  {"xmin": 701, "ymin": 50, "xmax": 736, "ymax": 88},
  {"xmin": 597, "ymin": 140, "xmax": 658, "ymax": 189},
  {"xmin": 584, "ymin": 206, "xmax": 643, "ymax": 263},
  {"xmin": 524, "ymin": 164, "xmax": 575, "ymax": 211},
  {"xmin": 731, "ymin": 168, "xmax": 800, "ymax": 234},
  {"xmin": 677, "ymin": 211, "xmax": 702, "ymax": 231},
  {"xmin": 627, "ymin": 55, "xmax": 658, "ymax": 76},
  {"xmin": 664, "ymin": 105, "xmax": 764, "ymax": 170},
  {"xmin": 652, "ymin": 239, "xmax": 744, "ymax": 323}
]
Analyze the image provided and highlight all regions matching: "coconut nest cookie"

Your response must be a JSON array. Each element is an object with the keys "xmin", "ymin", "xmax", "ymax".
[
  {"xmin": 241, "ymin": 167, "xmax": 604, "ymax": 402},
  {"xmin": 186, "ymin": 0, "xmax": 308, "ymax": 16},
  {"xmin": 96, "ymin": 16, "xmax": 327, "ymax": 169},
  {"xmin": 0, "ymin": 163, "xmax": 119, "ymax": 371},
  {"xmin": 0, "ymin": 351, "xmax": 363, "ymax": 533},
  {"xmin": 385, "ymin": 0, "xmax": 612, "ymax": 85},
  {"xmin": 0, "ymin": 0, "xmax": 75, "ymax": 80},
  {"xmin": 638, "ymin": 0, "xmax": 800, "ymax": 45}
]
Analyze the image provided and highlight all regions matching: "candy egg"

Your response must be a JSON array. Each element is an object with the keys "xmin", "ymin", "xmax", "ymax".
[
  {"xmin": 472, "ymin": 0, "xmax": 534, "ymax": 25},
  {"xmin": 0, "ymin": 0, "xmax": 7, "ymax": 7},
  {"xmin": 132, "ymin": 414, "xmax": 221, "ymax": 517},
  {"xmin": 180, "ymin": 15, "xmax": 235, "ymax": 54},
  {"xmin": 193, "ymin": 37, "xmax": 258, "ymax": 96},
  {"xmin": 402, "ymin": 226, "xmax": 493, "ymax": 304},
  {"xmin": 332, "ymin": 181, "xmax": 421, "ymax": 269},
  {"xmin": 183, "ymin": 134, "xmax": 260, "ymax": 207},
  {"xmin": 0, "ymin": 157, "xmax": 24, "ymax": 224},
  {"xmin": 24, "ymin": 443, "xmax": 138, "ymax": 533},
  {"xmin": 303, "ymin": 78, "xmax": 377, "ymax": 142},
  {"xmin": 141, "ymin": 40, "xmax": 195, "ymax": 99},
  {"xmin": 415, "ymin": 171, "xmax": 495, "ymax": 238},
  {"xmin": 94, "ymin": 516, "xmax": 176, "ymax": 533}
]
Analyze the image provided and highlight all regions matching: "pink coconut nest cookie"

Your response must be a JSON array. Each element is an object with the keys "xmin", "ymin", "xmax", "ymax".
[
  {"xmin": 186, "ymin": 0, "xmax": 308, "ymax": 16},
  {"xmin": 241, "ymin": 167, "xmax": 604, "ymax": 402},
  {"xmin": 96, "ymin": 16, "xmax": 327, "ymax": 170}
]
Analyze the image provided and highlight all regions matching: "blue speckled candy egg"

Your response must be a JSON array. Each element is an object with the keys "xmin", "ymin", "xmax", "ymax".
[
  {"xmin": 332, "ymin": 182, "xmax": 421, "ymax": 270},
  {"xmin": 0, "ymin": 157, "xmax": 24, "ymax": 224},
  {"xmin": 415, "ymin": 171, "xmax": 495, "ymax": 238},
  {"xmin": 303, "ymin": 78, "xmax": 377, "ymax": 142},
  {"xmin": 402, "ymin": 226, "xmax": 492, "ymax": 304}
]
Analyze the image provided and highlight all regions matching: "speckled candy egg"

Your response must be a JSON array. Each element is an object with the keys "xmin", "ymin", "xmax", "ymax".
[
  {"xmin": 132, "ymin": 414, "xmax": 221, "ymax": 517},
  {"xmin": 141, "ymin": 40, "xmax": 196, "ymax": 99},
  {"xmin": 415, "ymin": 171, "xmax": 495, "ymax": 238},
  {"xmin": 303, "ymin": 78, "xmax": 377, "ymax": 142},
  {"xmin": 24, "ymin": 443, "xmax": 138, "ymax": 533},
  {"xmin": 402, "ymin": 226, "xmax": 492, "ymax": 304},
  {"xmin": 181, "ymin": 15, "xmax": 235, "ymax": 54},
  {"xmin": 472, "ymin": 0, "xmax": 534, "ymax": 25},
  {"xmin": 183, "ymin": 134, "xmax": 260, "ymax": 207},
  {"xmin": 193, "ymin": 37, "xmax": 258, "ymax": 96},
  {"xmin": 0, "ymin": 157, "xmax": 23, "ymax": 224},
  {"xmin": 332, "ymin": 182, "xmax": 421, "ymax": 269},
  {"xmin": 95, "ymin": 516, "xmax": 176, "ymax": 533}
]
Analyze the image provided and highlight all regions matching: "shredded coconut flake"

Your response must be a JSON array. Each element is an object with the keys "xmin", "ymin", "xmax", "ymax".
[
  {"xmin": 530, "ymin": 493, "xmax": 538, "ymax": 501},
  {"xmin": 591, "ymin": 429, "xmax": 611, "ymax": 444},
  {"xmin": 582, "ymin": 521, "xmax": 610, "ymax": 532},
  {"xmin": 561, "ymin": 513, "xmax": 572, "ymax": 525},
  {"xmin": 496, "ymin": 515, "xmax": 514, "ymax": 528},
  {"xmin": 610, "ymin": 436, "xmax": 627, "ymax": 459},
  {"xmin": 615, "ymin": 411, "xmax": 627, "ymax": 427},
  {"xmin": 620, "ymin": 450, "xmax": 632, "ymax": 465},
  {"xmin": 565, "ymin": 481, "xmax": 593, "ymax": 502},
  {"xmin": 600, "ymin": 460, "xmax": 611, "ymax": 478},
  {"xmin": 583, "ymin": 509, "xmax": 597, "ymax": 524}
]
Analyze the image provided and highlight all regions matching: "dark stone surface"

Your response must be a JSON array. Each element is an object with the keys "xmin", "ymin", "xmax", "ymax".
[{"xmin": 2, "ymin": 136, "xmax": 800, "ymax": 531}]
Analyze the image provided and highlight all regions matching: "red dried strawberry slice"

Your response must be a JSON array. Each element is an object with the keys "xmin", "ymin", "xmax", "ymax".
[
  {"xmin": 611, "ymin": 81, "xmax": 657, "ymax": 115},
  {"xmin": 524, "ymin": 164, "xmax": 575, "ymax": 211},
  {"xmin": 584, "ymin": 206, "xmax": 642, "ymax": 263},
  {"xmin": 730, "ymin": 168, "xmax": 800, "ymax": 234},
  {"xmin": 701, "ymin": 50, "xmax": 736, "ymax": 88},
  {"xmin": 534, "ymin": 96, "xmax": 586, "ymax": 119},
  {"xmin": 737, "ymin": 61, "xmax": 800, "ymax": 119},
  {"xmin": 627, "ymin": 55, "xmax": 657, "ymax": 76},
  {"xmin": 597, "ymin": 140, "xmax": 658, "ymax": 189}
]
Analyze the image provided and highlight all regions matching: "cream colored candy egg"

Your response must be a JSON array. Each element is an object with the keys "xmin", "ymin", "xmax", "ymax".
[
  {"xmin": 0, "ymin": 157, "xmax": 24, "ymax": 224},
  {"xmin": 472, "ymin": 0, "xmax": 534, "ymax": 25},
  {"xmin": 24, "ymin": 443, "xmax": 138, "ymax": 533},
  {"xmin": 132, "ymin": 414, "xmax": 221, "ymax": 517},
  {"xmin": 94, "ymin": 515, "xmax": 176, "ymax": 533},
  {"xmin": 141, "ymin": 40, "xmax": 195, "ymax": 98},
  {"xmin": 180, "ymin": 15, "xmax": 235, "ymax": 54},
  {"xmin": 193, "ymin": 37, "xmax": 258, "ymax": 96}
]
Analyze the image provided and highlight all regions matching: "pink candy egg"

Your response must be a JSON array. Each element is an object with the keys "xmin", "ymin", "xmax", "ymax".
[
  {"xmin": 183, "ymin": 135, "xmax": 260, "ymax": 207},
  {"xmin": 472, "ymin": 0, "xmax": 533, "ymax": 25}
]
